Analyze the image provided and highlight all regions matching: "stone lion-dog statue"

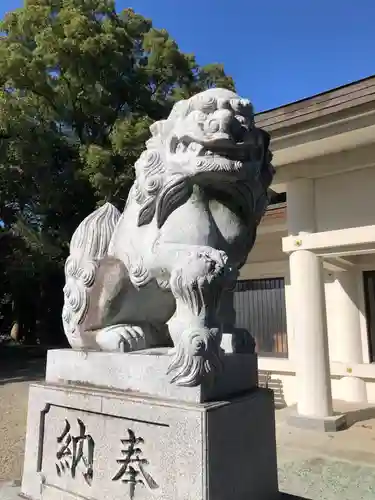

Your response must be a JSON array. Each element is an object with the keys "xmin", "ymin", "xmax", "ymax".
[{"xmin": 62, "ymin": 88, "xmax": 274, "ymax": 387}]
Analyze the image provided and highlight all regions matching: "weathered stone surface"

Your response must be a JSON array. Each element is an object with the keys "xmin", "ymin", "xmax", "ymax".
[
  {"xmin": 21, "ymin": 383, "xmax": 278, "ymax": 500},
  {"xmin": 61, "ymin": 87, "xmax": 274, "ymax": 387},
  {"xmin": 45, "ymin": 348, "xmax": 258, "ymax": 403}
]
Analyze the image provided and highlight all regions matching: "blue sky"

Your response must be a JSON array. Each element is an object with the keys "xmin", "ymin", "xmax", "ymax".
[{"xmin": 1, "ymin": 0, "xmax": 375, "ymax": 111}]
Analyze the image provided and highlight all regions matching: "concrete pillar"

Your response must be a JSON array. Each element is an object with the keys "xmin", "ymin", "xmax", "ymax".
[
  {"xmin": 333, "ymin": 270, "xmax": 367, "ymax": 403},
  {"xmin": 287, "ymin": 178, "xmax": 333, "ymax": 419},
  {"xmin": 289, "ymin": 250, "xmax": 333, "ymax": 417}
]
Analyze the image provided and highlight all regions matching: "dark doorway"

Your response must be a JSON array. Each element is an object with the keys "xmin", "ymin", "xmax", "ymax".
[
  {"xmin": 233, "ymin": 278, "xmax": 288, "ymax": 357},
  {"xmin": 363, "ymin": 271, "xmax": 375, "ymax": 362}
]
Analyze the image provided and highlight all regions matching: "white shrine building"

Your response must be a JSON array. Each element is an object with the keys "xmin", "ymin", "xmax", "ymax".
[{"xmin": 234, "ymin": 75, "xmax": 375, "ymax": 423}]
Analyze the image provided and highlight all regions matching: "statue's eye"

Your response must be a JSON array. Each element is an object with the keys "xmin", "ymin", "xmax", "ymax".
[
  {"xmin": 235, "ymin": 115, "xmax": 248, "ymax": 127},
  {"xmin": 169, "ymin": 136, "xmax": 178, "ymax": 154},
  {"xmin": 188, "ymin": 142, "xmax": 198, "ymax": 152},
  {"xmin": 205, "ymin": 118, "xmax": 220, "ymax": 134},
  {"xmin": 176, "ymin": 142, "xmax": 187, "ymax": 153},
  {"xmin": 231, "ymin": 119, "xmax": 247, "ymax": 142},
  {"xmin": 217, "ymin": 98, "xmax": 231, "ymax": 110}
]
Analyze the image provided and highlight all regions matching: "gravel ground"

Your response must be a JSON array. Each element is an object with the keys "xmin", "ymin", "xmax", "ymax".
[
  {"xmin": 0, "ymin": 356, "xmax": 45, "ymax": 481},
  {"xmin": 0, "ymin": 381, "xmax": 30, "ymax": 481}
]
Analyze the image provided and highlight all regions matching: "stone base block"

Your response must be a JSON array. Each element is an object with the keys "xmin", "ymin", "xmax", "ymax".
[
  {"xmin": 21, "ymin": 383, "xmax": 278, "ymax": 500},
  {"xmin": 287, "ymin": 412, "xmax": 347, "ymax": 432},
  {"xmin": 45, "ymin": 348, "xmax": 258, "ymax": 403}
]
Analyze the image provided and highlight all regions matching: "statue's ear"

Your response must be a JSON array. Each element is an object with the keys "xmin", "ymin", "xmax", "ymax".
[
  {"xmin": 156, "ymin": 177, "xmax": 193, "ymax": 229},
  {"xmin": 137, "ymin": 198, "xmax": 157, "ymax": 227}
]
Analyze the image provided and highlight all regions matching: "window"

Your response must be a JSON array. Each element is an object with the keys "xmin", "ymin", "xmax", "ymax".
[
  {"xmin": 363, "ymin": 271, "xmax": 375, "ymax": 362},
  {"xmin": 233, "ymin": 278, "xmax": 288, "ymax": 357}
]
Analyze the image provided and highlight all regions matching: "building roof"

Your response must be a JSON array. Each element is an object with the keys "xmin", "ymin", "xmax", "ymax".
[{"xmin": 254, "ymin": 75, "xmax": 375, "ymax": 135}]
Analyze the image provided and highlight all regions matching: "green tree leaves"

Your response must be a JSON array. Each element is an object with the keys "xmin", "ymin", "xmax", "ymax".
[{"xmin": 0, "ymin": 0, "xmax": 234, "ymax": 343}]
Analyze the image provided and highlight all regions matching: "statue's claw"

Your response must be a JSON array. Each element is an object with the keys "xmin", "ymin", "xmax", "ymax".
[{"xmin": 95, "ymin": 325, "xmax": 147, "ymax": 352}]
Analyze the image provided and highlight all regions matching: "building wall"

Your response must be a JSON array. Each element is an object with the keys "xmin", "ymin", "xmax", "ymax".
[
  {"xmin": 315, "ymin": 166, "xmax": 375, "ymax": 232},
  {"xmin": 252, "ymin": 76, "xmax": 375, "ymax": 409},
  {"xmin": 241, "ymin": 177, "xmax": 375, "ymax": 406},
  {"xmin": 241, "ymin": 232, "xmax": 286, "ymax": 266},
  {"xmin": 239, "ymin": 231, "xmax": 296, "ymax": 405},
  {"xmin": 314, "ymin": 167, "xmax": 375, "ymax": 404}
]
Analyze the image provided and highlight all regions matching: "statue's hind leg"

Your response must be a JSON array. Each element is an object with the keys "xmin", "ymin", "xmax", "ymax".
[
  {"xmin": 82, "ymin": 256, "xmax": 174, "ymax": 352},
  {"xmin": 151, "ymin": 244, "xmax": 233, "ymax": 386}
]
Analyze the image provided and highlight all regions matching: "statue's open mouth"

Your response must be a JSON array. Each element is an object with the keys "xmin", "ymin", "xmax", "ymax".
[
  {"xmin": 199, "ymin": 145, "xmax": 255, "ymax": 162},
  {"xmin": 169, "ymin": 136, "xmax": 260, "ymax": 166}
]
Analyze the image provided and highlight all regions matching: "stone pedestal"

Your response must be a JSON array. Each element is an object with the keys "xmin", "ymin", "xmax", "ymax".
[{"xmin": 21, "ymin": 349, "xmax": 279, "ymax": 500}]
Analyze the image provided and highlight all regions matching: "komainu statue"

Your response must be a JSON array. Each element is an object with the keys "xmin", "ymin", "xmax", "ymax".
[{"xmin": 62, "ymin": 88, "xmax": 274, "ymax": 387}]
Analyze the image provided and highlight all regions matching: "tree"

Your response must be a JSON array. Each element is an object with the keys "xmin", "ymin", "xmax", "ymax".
[
  {"xmin": 0, "ymin": 0, "xmax": 234, "ymax": 205},
  {"xmin": 0, "ymin": 0, "xmax": 235, "ymax": 344}
]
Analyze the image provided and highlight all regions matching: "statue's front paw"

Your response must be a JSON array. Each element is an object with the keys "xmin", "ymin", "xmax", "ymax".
[
  {"xmin": 193, "ymin": 247, "xmax": 229, "ymax": 279},
  {"xmin": 96, "ymin": 325, "xmax": 146, "ymax": 352},
  {"xmin": 167, "ymin": 327, "xmax": 223, "ymax": 386}
]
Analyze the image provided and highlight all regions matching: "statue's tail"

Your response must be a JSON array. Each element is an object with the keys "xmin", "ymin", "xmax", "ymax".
[{"xmin": 62, "ymin": 203, "xmax": 121, "ymax": 348}]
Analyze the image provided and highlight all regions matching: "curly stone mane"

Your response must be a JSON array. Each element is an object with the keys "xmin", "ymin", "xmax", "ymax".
[{"xmin": 130, "ymin": 89, "xmax": 263, "ymax": 230}]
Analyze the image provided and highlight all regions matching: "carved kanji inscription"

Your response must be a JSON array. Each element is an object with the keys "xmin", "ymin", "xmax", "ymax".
[
  {"xmin": 112, "ymin": 429, "xmax": 158, "ymax": 499},
  {"xmin": 55, "ymin": 418, "xmax": 94, "ymax": 484}
]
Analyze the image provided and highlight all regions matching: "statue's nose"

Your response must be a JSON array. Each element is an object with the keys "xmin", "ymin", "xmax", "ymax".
[
  {"xmin": 203, "ymin": 109, "xmax": 234, "ymax": 136},
  {"xmin": 203, "ymin": 109, "xmax": 248, "ymax": 144}
]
